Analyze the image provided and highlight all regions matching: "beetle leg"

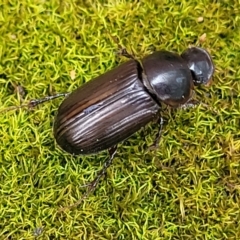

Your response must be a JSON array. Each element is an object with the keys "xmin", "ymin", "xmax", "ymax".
[
  {"xmin": 106, "ymin": 31, "xmax": 135, "ymax": 60},
  {"xmin": 149, "ymin": 117, "xmax": 164, "ymax": 150},
  {"xmin": 0, "ymin": 92, "xmax": 70, "ymax": 114},
  {"xmin": 27, "ymin": 93, "xmax": 70, "ymax": 108},
  {"xmin": 180, "ymin": 99, "xmax": 218, "ymax": 114},
  {"xmin": 80, "ymin": 146, "xmax": 117, "ymax": 193},
  {"xmin": 179, "ymin": 90, "xmax": 199, "ymax": 109},
  {"xmin": 58, "ymin": 146, "xmax": 118, "ymax": 212},
  {"xmin": 179, "ymin": 99, "xmax": 200, "ymax": 109}
]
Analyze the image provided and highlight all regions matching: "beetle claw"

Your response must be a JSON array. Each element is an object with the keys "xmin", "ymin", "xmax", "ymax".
[
  {"xmin": 28, "ymin": 93, "xmax": 70, "ymax": 108},
  {"xmin": 0, "ymin": 92, "xmax": 70, "ymax": 114}
]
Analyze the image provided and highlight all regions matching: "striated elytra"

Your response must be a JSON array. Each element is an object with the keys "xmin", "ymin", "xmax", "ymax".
[{"xmin": 53, "ymin": 47, "xmax": 214, "ymax": 155}]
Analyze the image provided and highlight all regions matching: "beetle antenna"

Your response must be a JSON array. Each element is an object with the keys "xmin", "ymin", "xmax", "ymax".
[
  {"xmin": 58, "ymin": 146, "xmax": 118, "ymax": 212},
  {"xmin": 0, "ymin": 92, "xmax": 70, "ymax": 114}
]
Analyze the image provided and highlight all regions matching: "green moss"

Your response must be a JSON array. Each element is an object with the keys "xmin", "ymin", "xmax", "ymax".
[{"xmin": 0, "ymin": 0, "xmax": 240, "ymax": 239}]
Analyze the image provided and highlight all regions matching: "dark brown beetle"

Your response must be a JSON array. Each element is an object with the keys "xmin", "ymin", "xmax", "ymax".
[
  {"xmin": 52, "ymin": 47, "xmax": 214, "ymax": 209},
  {"xmin": 2, "ymin": 47, "xmax": 214, "ymax": 209},
  {"xmin": 54, "ymin": 47, "xmax": 214, "ymax": 155}
]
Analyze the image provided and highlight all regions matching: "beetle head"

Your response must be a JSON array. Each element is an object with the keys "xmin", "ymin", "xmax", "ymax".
[{"xmin": 181, "ymin": 47, "xmax": 214, "ymax": 86}]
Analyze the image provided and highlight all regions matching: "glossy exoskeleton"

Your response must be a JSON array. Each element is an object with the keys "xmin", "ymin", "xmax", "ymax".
[
  {"xmin": 4, "ymin": 46, "xmax": 214, "ymax": 210},
  {"xmin": 54, "ymin": 47, "xmax": 214, "ymax": 156}
]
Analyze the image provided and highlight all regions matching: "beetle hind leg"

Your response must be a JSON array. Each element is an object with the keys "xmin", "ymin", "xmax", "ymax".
[
  {"xmin": 180, "ymin": 99, "xmax": 218, "ymax": 114},
  {"xmin": 179, "ymin": 99, "xmax": 200, "ymax": 109},
  {"xmin": 106, "ymin": 32, "xmax": 135, "ymax": 60},
  {"xmin": 0, "ymin": 92, "xmax": 70, "ymax": 114},
  {"xmin": 58, "ymin": 146, "xmax": 118, "ymax": 212},
  {"xmin": 82, "ymin": 145, "xmax": 117, "ymax": 194}
]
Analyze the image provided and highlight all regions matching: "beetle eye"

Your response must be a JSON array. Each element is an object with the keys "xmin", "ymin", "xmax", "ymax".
[{"xmin": 181, "ymin": 47, "xmax": 215, "ymax": 86}]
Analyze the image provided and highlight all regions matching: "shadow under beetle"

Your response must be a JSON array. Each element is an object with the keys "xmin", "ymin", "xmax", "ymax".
[{"xmin": 4, "ymin": 46, "xmax": 215, "ymax": 209}]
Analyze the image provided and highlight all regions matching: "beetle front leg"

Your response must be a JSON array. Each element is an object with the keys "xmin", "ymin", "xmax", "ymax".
[
  {"xmin": 106, "ymin": 32, "xmax": 135, "ymax": 60},
  {"xmin": 179, "ymin": 99, "xmax": 200, "ymax": 109},
  {"xmin": 180, "ymin": 99, "xmax": 218, "ymax": 114},
  {"xmin": 149, "ymin": 116, "xmax": 165, "ymax": 150},
  {"xmin": 58, "ymin": 145, "xmax": 118, "ymax": 212}
]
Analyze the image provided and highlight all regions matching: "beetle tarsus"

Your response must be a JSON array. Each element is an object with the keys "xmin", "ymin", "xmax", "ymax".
[
  {"xmin": 107, "ymin": 31, "xmax": 135, "ymax": 60},
  {"xmin": 179, "ymin": 99, "xmax": 200, "ymax": 109},
  {"xmin": 28, "ymin": 93, "xmax": 70, "ymax": 108},
  {"xmin": 149, "ymin": 117, "xmax": 164, "ymax": 150},
  {"xmin": 180, "ymin": 99, "xmax": 218, "ymax": 114},
  {"xmin": 58, "ymin": 146, "xmax": 118, "ymax": 212},
  {"xmin": 0, "ymin": 92, "xmax": 70, "ymax": 114}
]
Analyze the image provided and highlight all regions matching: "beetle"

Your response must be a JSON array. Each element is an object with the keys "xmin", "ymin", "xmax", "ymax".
[
  {"xmin": 51, "ymin": 47, "xmax": 214, "ymax": 209},
  {"xmin": 3, "ymin": 47, "xmax": 214, "ymax": 209},
  {"xmin": 54, "ymin": 47, "xmax": 214, "ymax": 155}
]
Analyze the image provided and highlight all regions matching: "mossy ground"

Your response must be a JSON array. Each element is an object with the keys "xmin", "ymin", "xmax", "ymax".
[{"xmin": 0, "ymin": 0, "xmax": 240, "ymax": 239}]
